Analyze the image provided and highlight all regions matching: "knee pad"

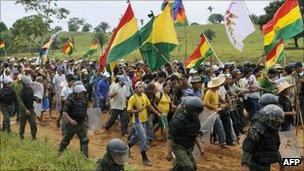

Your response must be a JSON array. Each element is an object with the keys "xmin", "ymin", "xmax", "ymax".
[{"xmin": 80, "ymin": 137, "xmax": 89, "ymax": 145}]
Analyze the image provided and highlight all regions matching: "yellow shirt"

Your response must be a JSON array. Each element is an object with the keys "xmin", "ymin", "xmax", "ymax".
[
  {"xmin": 127, "ymin": 93, "xmax": 151, "ymax": 123},
  {"xmin": 155, "ymin": 92, "xmax": 170, "ymax": 114},
  {"xmin": 203, "ymin": 89, "xmax": 219, "ymax": 111}
]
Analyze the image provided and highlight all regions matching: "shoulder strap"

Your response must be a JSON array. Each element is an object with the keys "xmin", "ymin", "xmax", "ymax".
[{"xmin": 155, "ymin": 92, "xmax": 163, "ymax": 105}]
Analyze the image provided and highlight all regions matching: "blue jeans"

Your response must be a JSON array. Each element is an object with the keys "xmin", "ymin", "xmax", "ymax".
[
  {"xmin": 213, "ymin": 117, "xmax": 226, "ymax": 145},
  {"xmin": 129, "ymin": 120, "xmax": 148, "ymax": 152},
  {"xmin": 219, "ymin": 109, "xmax": 233, "ymax": 144},
  {"xmin": 247, "ymin": 97, "xmax": 259, "ymax": 122},
  {"xmin": 147, "ymin": 113, "xmax": 156, "ymax": 140}
]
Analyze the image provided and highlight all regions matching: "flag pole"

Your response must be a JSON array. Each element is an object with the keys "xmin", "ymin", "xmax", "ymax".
[
  {"xmin": 151, "ymin": 44, "xmax": 179, "ymax": 73},
  {"xmin": 203, "ymin": 34, "xmax": 221, "ymax": 63}
]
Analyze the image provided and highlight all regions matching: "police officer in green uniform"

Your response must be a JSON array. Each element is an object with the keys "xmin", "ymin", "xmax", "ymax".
[
  {"xmin": 242, "ymin": 104, "xmax": 285, "ymax": 171},
  {"xmin": 166, "ymin": 97, "xmax": 204, "ymax": 171},
  {"xmin": 0, "ymin": 77, "xmax": 18, "ymax": 133},
  {"xmin": 58, "ymin": 82, "xmax": 89, "ymax": 157},
  {"xmin": 18, "ymin": 76, "xmax": 37, "ymax": 140},
  {"xmin": 95, "ymin": 138, "xmax": 129, "ymax": 171}
]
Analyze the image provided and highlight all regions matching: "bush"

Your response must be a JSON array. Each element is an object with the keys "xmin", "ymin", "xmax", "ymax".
[
  {"xmin": 0, "ymin": 132, "xmax": 94, "ymax": 170},
  {"xmin": 203, "ymin": 29, "xmax": 216, "ymax": 41}
]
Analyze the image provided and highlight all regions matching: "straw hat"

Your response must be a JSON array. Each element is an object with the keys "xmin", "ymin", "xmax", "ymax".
[
  {"xmin": 277, "ymin": 81, "xmax": 294, "ymax": 94},
  {"xmin": 207, "ymin": 76, "xmax": 226, "ymax": 88}
]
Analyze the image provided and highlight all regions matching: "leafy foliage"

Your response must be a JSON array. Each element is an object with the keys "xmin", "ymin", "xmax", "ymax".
[
  {"xmin": 82, "ymin": 23, "xmax": 92, "ymax": 32},
  {"xmin": 208, "ymin": 13, "xmax": 224, "ymax": 24},
  {"xmin": 11, "ymin": 15, "xmax": 48, "ymax": 53},
  {"xmin": 94, "ymin": 22, "xmax": 110, "ymax": 47},
  {"xmin": 191, "ymin": 22, "xmax": 199, "ymax": 26},
  {"xmin": 0, "ymin": 22, "xmax": 8, "ymax": 32},
  {"xmin": 249, "ymin": 14, "xmax": 259, "ymax": 24},
  {"xmin": 203, "ymin": 28, "xmax": 216, "ymax": 41},
  {"xmin": 67, "ymin": 17, "xmax": 86, "ymax": 32},
  {"xmin": 16, "ymin": 0, "xmax": 69, "ymax": 27}
]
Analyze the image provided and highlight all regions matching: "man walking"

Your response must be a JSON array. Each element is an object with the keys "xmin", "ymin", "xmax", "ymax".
[
  {"xmin": 104, "ymin": 76, "xmax": 129, "ymax": 136},
  {"xmin": 58, "ymin": 83, "xmax": 89, "ymax": 157}
]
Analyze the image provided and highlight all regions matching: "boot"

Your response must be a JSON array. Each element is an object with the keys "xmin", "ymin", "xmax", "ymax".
[
  {"xmin": 58, "ymin": 143, "xmax": 67, "ymax": 153},
  {"xmin": 32, "ymin": 134, "xmax": 37, "ymax": 141},
  {"xmin": 141, "ymin": 151, "xmax": 152, "ymax": 166},
  {"xmin": 80, "ymin": 144, "xmax": 89, "ymax": 158},
  {"xmin": 20, "ymin": 134, "xmax": 24, "ymax": 140}
]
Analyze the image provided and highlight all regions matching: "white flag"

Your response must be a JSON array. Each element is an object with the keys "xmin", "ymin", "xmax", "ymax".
[{"xmin": 224, "ymin": 1, "xmax": 255, "ymax": 51}]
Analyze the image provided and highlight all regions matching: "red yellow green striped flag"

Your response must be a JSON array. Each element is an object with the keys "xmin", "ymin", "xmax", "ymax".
[
  {"xmin": 0, "ymin": 40, "xmax": 5, "ymax": 49},
  {"xmin": 263, "ymin": 0, "xmax": 303, "ymax": 53},
  {"xmin": 105, "ymin": 3, "xmax": 140, "ymax": 65},
  {"xmin": 83, "ymin": 41, "xmax": 99, "ymax": 58},
  {"xmin": 265, "ymin": 39, "xmax": 285, "ymax": 68},
  {"xmin": 184, "ymin": 35, "xmax": 214, "ymax": 69},
  {"xmin": 62, "ymin": 38, "xmax": 74, "ymax": 55}
]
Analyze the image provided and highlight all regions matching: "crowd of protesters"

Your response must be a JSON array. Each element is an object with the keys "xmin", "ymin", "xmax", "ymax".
[{"xmin": 0, "ymin": 57, "xmax": 303, "ymax": 168}]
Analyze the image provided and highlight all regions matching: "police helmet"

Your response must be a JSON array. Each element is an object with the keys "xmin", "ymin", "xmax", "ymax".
[
  {"xmin": 259, "ymin": 93, "xmax": 278, "ymax": 108},
  {"xmin": 185, "ymin": 96, "xmax": 204, "ymax": 116},
  {"xmin": 106, "ymin": 138, "xmax": 129, "ymax": 165},
  {"xmin": 259, "ymin": 104, "xmax": 284, "ymax": 130}
]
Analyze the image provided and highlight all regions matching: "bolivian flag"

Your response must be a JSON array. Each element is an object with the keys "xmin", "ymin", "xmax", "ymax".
[
  {"xmin": 62, "ymin": 39, "xmax": 74, "ymax": 55},
  {"xmin": 0, "ymin": 40, "xmax": 5, "ymax": 49},
  {"xmin": 263, "ymin": 0, "xmax": 303, "ymax": 53},
  {"xmin": 39, "ymin": 31, "xmax": 59, "ymax": 57},
  {"xmin": 185, "ymin": 35, "xmax": 214, "ymax": 69},
  {"xmin": 83, "ymin": 41, "xmax": 99, "ymax": 58},
  {"xmin": 139, "ymin": 3, "xmax": 179, "ymax": 71},
  {"xmin": 105, "ymin": 3, "xmax": 140, "ymax": 64},
  {"xmin": 265, "ymin": 39, "xmax": 285, "ymax": 68}
]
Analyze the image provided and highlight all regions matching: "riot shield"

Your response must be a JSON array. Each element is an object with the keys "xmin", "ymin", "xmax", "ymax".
[{"xmin": 87, "ymin": 108, "xmax": 102, "ymax": 135}]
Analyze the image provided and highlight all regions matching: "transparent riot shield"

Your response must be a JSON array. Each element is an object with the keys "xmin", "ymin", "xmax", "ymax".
[
  {"xmin": 279, "ymin": 130, "xmax": 301, "ymax": 159},
  {"xmin": 87, "ymin": 108, "xmax": 102, "ymax": 135},
  {"xmin": 193, "ymin": 109, "xmax": 219, "ymax": 160}
]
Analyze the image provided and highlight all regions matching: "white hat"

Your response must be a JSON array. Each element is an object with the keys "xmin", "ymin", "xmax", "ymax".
[
  {"xmin": 102, "ymin": 72, "xmax": 110, "ymax": 78},
  {"xmin": 273, "ymin": 64, "xmax": 283, "ymax": 70},
  {"xmin": 212, "ymin": 65, "xmax": 220, "ymax": 71},
  {"xmin": 73, "ymin": 84, "xmax": 87, "ymax": 93},
  {"xmin": 189, "ymin": 69, "xmax": 197, "ymax": 74},
  {"xmin": 81, "ymin": 69, "xmax": 88, "ymax": 75},
  {"xmin": 21, "ymin": 76, "xmax": 32, "ymax": 84},
  {"xmin": 2, "ymin": 77, "xmax": 13, "ymax": 84},
  {"xmin": 207, "ymin": 76, "xmax": 226, "ymax": 88}
]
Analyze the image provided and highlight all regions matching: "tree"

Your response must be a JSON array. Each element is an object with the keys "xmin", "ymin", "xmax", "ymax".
[
  {"xmin": 94, "ymin": 22, "xmax": 110, "ymax": 47},
  {"xmin": 53, "ymin": 26, "xmax": 62, "ymax": 32},
  {"xmin": 82, "ymin": 23, "xmax": 92, "ymax": 32},
  {"xmin": 249, "ymin": 14, "xmax": 258, "ymax": 24},
  {"xmin": 203, "ymin": 29, "xmax": 216, "ymax": 41},
  {"xmin": 16, "ymin": 0, "xmax": 69, "ymax": 28},
  {"xmin": 207, "ymin": 6, "xmax": 214, "ymax": 13},
  {"xmin": 191, "ymin": 22, "xmax": 199, "ymax": 26},
  {"xmin": 67, "ymin": 17, "xmax": 85, "ymax": 31},
  {"xmin": 11, "ymin": 15, "xmax": 48, "ymax": 52},
  {"xmin": 94, "ymin": 22, "xmax": 109, "ymax": 33},
  {"xmin": 208, "ymin": 13, "xmax": 224, "ymax": 24},
  {"xmin": 0, "ymin": 22, "xmax": 8, "ymax": 32}
]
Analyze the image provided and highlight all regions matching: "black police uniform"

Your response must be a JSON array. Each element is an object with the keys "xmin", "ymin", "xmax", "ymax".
[
  {"xmin": 59, "ymin": 95, "xmax": 89, "ymax": 157},
  {"xmin": 168, "ymin": 109, "xmax": 201, "ymax": 171}
]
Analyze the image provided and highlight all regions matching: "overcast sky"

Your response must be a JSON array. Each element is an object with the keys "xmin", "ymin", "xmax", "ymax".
[{"xmin": 1, "ymin": 0, "xmax": 270, "ymax": 31}]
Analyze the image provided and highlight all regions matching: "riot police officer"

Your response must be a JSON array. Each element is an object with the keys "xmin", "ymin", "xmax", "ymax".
[
  {"xmin": 166, "ymin": 97, "xmax": 204, "ymax": 171},
  {"xmin": 58, "ymin": 83, "xmax": 89, "ymax": 157},
  {"xmin": 259, "ymin": 93, "xmax": 279, "ymax": 108},
  {"xmin": 95, "ymin": 138, "xmax": 129, "ymax": 171},
  {"xmin": 242, "ymin": 104, "xmax": 284, "ymax": 171}
]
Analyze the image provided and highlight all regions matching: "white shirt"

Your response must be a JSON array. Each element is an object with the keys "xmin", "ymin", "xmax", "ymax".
[
  {"xmin": 61, "ymin": 85, "xmax": 73, "ymax": 101},
  {"xmin": 52, "ymin": 73, "xmax": 66, "ymax": 93},
  {"xmin": 109, "ymin": 83, "xmax": 128, "ymax": 110},
  {"xmin": 247, "ymin": 75, "xmax": 260, "ymax": 99},
  {"xmin": 218, "ymin": 86, "xmax": 227, "ymax": 101}
]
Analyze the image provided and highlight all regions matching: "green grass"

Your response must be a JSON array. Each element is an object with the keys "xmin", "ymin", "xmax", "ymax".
[
  {"xmin": 0, "ymin": 132, "xmax": 95, "ymax": 170},
  {"xmin": 6, "ymin": 24, "xmax": 304, "ymax": 63},
  {"xmin": 0, "ymin": 132, "xmax": 139, "ymax": 171}
]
